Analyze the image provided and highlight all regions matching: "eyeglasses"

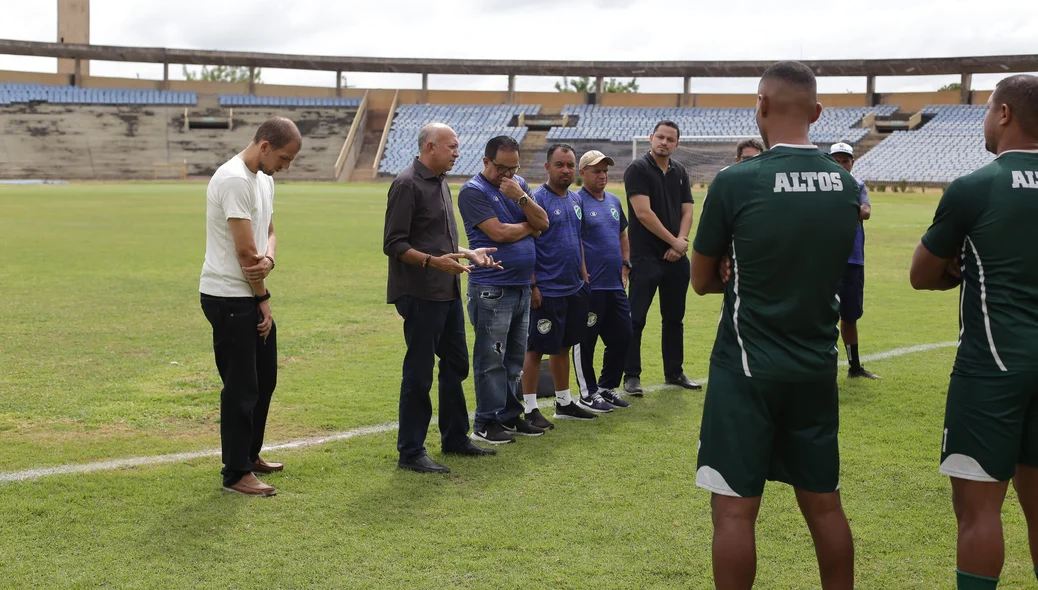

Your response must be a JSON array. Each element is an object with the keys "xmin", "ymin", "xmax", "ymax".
[{"xmin": 491, "ymin": 161, "xmax": 521, "ymax": 174}]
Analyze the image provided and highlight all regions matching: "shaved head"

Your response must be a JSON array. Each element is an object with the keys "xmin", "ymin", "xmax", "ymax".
[
  {"xmin": 254, "ymin": 116, "xmax": 301, "ymax": 150},
  {"xmin": 755, "ymin": 61, "xmax": 822, "ymax": 147},
  {"xmin": 991, "ymin": 74, "xmax": 1038, "ymax": 138}
]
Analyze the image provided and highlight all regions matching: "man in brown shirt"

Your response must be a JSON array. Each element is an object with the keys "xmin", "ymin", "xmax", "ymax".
[{"xmin": 383, "ymin": 122, "xmax": 501, "ymax": 473}]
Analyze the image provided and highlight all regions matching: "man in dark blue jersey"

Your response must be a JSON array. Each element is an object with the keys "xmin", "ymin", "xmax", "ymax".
[
  {"xmin": 571, "ymin": 150, "xmax": 632, "ymax": 412},
  {"xmin": 520, "ymin": 143, "xmax": 599, "ymax": 426},
  {"xmin": 458, "ymin": 136, "xmax": 551, "ymax": 445}
]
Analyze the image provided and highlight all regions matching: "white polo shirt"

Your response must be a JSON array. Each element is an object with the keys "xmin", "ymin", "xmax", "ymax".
[{"xmin": 199, "ymin": 156, "xmax": 274, "ymax": 297}]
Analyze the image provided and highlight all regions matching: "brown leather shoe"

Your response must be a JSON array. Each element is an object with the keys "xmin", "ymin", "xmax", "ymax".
[
  {"xmin": 252, "ymin": 456, "xmax": 284, "ymax": 474},
  {"xmin": 223, "ymin": 473, "xmax": 276, "ymax": 497}
]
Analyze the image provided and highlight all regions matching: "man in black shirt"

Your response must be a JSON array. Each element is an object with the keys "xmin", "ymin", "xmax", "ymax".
[
  {"xmin": 623, "ymin": 120, "xmax": 701, "ymax": 394},
  {"xmin": 383, "ymin": 122, "xmax": 501, "ymax": 474}
]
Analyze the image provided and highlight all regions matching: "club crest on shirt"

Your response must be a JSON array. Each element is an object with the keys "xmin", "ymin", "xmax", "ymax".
[
  {"xmin": 574, "ymin": 205, "xmax": 582, "ymax": 219},
  {"xmin": 587, "ymin": 313, "xmax": 598, "ymax": 327},
  {"xmin": 554, "ymin": 209, "xmax": 562, "ymax": 215},
  {"xmin": 537, "ymin": 319, "xmax": 553, "ymax": 334},
  {"xmin": 610, "ymin": 208, "xmax": 619, "ymax": 221},
  {"xmin": 590, "ymin": 211, "xmax": 598, "ymax": 217}
]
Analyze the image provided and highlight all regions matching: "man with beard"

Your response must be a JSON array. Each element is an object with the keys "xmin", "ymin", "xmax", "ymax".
[
  {"xmin": 622, "ymin": 120, "xmax": 701, "ymax": 395},
  {"xmin": 520, "ymin": 143, "xmax": 599, "ymax": 426}
]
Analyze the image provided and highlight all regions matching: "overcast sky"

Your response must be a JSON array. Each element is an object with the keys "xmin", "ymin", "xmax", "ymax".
[{"xmin": 1, "ymin": 0, "xmax": 1036, "ymax": 94}]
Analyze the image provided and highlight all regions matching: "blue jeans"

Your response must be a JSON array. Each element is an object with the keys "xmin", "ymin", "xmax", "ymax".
[{"xmin": 466, "ymin": 282, "xmax": 529, "ymax": 430}]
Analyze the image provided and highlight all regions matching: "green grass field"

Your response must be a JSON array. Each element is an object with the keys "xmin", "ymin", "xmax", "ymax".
[{"xmin": 0, "ymin": 182, "xmax": 1034, "ymax": 588}]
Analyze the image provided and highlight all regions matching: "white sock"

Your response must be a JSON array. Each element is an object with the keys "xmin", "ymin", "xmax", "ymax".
[
  {"xmin": 556, "ymin": 389, "xmax": 572, "ymax": 405},
  {"xmin": 524, "ymin": 394, "xmax": 538, "ymax": 413}
]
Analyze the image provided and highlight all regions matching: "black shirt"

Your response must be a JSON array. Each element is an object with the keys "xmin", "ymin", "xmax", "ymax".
[
  {"xmin": 623, "ymin": 152, "xmax": 695, "ymax": 260},
  {"xmin": 383, "ymin": 158, "xmax": 461, "ymax": 303}
]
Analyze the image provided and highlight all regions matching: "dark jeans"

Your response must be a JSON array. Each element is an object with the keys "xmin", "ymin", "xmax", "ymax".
[
  {"xmin": 573, "ymin": 289, "xmax": 633, "ymax": 396},
  {"xmin": 200, "ymin": 294, "xmax": 277, "ymax": 487},
  {"xmin": 466, "ymin": 282, "xmax": 528, "ymax": 431},
  {"xmin": 625, "ymin": 256, "xmax": 690, "ymax": 381},
  {"xmin": 394, "ymin": 296, "xmax": 471, "ymax": 461}
]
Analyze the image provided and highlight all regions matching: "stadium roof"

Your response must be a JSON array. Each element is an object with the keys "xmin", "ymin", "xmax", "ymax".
[{"xmin": 3, "ymin": 39, "xmax": 1037, "ymax": 78}]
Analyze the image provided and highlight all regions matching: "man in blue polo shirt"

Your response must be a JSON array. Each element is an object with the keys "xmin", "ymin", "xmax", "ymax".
[
  {"xmin": 829, "ymin": 142, "xmax": 880, "ymax": 380},
  {"xmin": 458, "ymin": 136, "xmax": 551, "ymax": 445},
  {"xmin": 572, "ymin": 150, "xmax": 632, "ymax": 412},
  {"xmin": 520, "ymin": 143, "xmax": 599, "ymax": 426}
]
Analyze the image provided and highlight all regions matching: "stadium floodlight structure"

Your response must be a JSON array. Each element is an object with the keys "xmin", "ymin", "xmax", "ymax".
[{"xmin": 632, "ymin": 135, "xmax": 762, "ymax": 185}]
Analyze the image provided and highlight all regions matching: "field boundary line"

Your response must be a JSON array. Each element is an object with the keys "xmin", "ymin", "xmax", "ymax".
[{"xmin": 0, "ymin": 341, "xmax": 958, "ymax": 484}]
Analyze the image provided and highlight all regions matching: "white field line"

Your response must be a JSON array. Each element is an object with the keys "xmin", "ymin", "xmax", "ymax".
[{"xmin": 0, "ymin": 341, "xmax": 958, "ymax": 484}]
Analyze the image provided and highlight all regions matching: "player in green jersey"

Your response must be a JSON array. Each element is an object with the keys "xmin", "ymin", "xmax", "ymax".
[
  {"xmin": 690, "ymin": 61, "xmax": 861, "ymax": 590},
  {"xmin": 911, "ymin": 74, "xmax": 1038, "ymax": 590}
]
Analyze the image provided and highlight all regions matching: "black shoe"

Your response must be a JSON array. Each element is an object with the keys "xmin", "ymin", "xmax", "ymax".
[
  {"xmin": 599, "ymin": 388, "xmax": 630, "ymax": 408},
  {"xmin": 443, "ymin": 440, "xmax": 498, "ymax": 456},
  {"xmin": 554, "ymin": 400, "xmax": 598, "ymax": 421},
  {"xmin": 503, "ymin": 416, "xmax": 546, "ymax": 437},
  {"xmin": 398, "ymin": 455, "xmax": 450, "ymax": 474},
  {"xmin": 525, "ymin": 408, "xmax": 555, "ymax": 430},
  {"xmin": 665, "ymin": 374, "xmax": 703, "ymax": 390},
  {"xmin": 848, "ymin": 366, "xmax": 882, "ymax": 380},
  {"xmin": 471, "ymin": 423, "xmax": 516, "ymax": 445},
  {"xmin": 624, "ymin": 377, "xmax": 644, "ymax": 397},
  {"xmin": 577, "ymin": 392, "xmax": 614, "ymax": 413}
]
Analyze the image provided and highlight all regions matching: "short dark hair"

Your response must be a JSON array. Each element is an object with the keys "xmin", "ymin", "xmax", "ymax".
[
  {"xmin": 736, "ymin": 138, "xmax": 765, "ymax": 158},
  {"xmin": 484, "ymin": 135, "xmax": 521, "ymax": 160},
  {"xmin": 992, "ymin": 74, "xmax": 1038, "ymax": 138},
  {"xmin": 760, "ymin": 61, "xmax": 818, "ymax": 94},
  {"xmin": 253, "ymin": 117, "xmax": 301, "ymax": 149},
  {"xmin": 653, "ymin": 120, "xmax": 680, "ymax": 138},
  {"xmin": 545, "ymin": 143, "xmax": 574, "ymax": 161}
]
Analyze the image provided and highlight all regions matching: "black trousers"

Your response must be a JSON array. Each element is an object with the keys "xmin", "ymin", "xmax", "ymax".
[
  {"xmin": 624, "ymin": 257, "xmax": 690, "ymax": 381},
  {"xmin": 394, "ymin": 296, "xmax": 471, "ymax": 461},
  {"xmin": 200, "ymin": 294, "xmax": 277, "ymax": 487},
  {"xmin": 573, "ymin": 289, "xmax": 633, "ymax": 396}
]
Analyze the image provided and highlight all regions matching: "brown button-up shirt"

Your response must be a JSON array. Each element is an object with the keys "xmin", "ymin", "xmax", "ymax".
[{"xmin": 383, "ymin": 158, "xmax": 461, "ymax": 303}]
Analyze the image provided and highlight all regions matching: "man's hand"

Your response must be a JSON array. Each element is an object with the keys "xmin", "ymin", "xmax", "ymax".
[
  {"xmin": 622, "ymin": 265, "xmax": 630, "ymax": 288},
  {"xmin": 663, "ymin": 248, "xmax": 682, "ymax": 262},
  {"xmin": 719, "ymin": 254, "xmax": 732, "ymax": 283},
  {"xmin": 430, "ymin": 253, "xmax": 471, "ymax": 275},
  {"xmin": 947, "ymin": 255, "xmax": 962, "ymax": 279},
  {"xmin": 463, "ymin": 247, "xmax": 503, "ymax": 269},
  {"xmin": 531, "ymin": 286, "xmax": 542, "ymax": 309},
  {"xmin": 671, "ymin": 236, "xmax": 689, "ymax": 256},
  {"xmin": 257, "ymin": 300, "xmax": 273, "ymax": 341},
  {"xmin": 242, "ymin": 254, "xmax": 274, "ymax": 281},
  {"xmin": 499, "ymin": 178, "xmax": 527, "ymax": 202}
]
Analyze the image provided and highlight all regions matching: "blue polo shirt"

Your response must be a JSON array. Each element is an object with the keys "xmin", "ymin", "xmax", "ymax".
[
  {"xmin": 848, "ymin": 178, "xmax": 870, "ymax": 266},
  {"xmin": 579, "ymin": 188, "xmax": 628, "ymax": 291},
  {"xmin": 532, "ymin": 184, "xmax": 585, "ymax": 297},
  {"xmin": 458, "ymin": 173, "xmax": 536, "ymax": 287}
]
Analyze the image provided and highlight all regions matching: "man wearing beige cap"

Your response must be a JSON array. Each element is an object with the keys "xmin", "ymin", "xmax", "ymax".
[{"xmin": 572, "ymin": 150, "xmax": 633, "ymax": 411}]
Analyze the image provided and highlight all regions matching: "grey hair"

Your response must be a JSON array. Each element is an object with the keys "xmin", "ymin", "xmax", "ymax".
[{"xmin": 418, "ymin": 122, "xmax": 451, "ymax": 152}]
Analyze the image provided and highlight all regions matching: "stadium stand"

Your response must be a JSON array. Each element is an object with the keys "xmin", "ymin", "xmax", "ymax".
[
  {"xmin": 0, "ymin": 83, "xmax": 196, "ymax": 105},
  {"xmin": 378, "ymin": 104, "xmax": 539, "ymax": 176},
  {"xmin": 0, "ymin": 103, "xmax": 356, "ymax": 180},
  {"xmin": 854, "ymin": 105, "xmax": 993, "ymax": 184},
  {"xmin": 220, "ymin": 95, "xmax": 361, "ymax": 108},
  {"xmin": 548, "ymin": 104, "xmax": 899, "ymax": 144}
]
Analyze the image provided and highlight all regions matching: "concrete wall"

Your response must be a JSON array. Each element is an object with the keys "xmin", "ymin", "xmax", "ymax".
[{"xmin": 57, "ymin": 0, "xmax": 90, "ymax": 76}]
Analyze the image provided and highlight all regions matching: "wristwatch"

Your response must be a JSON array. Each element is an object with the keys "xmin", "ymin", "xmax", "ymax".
[
  {"xmin": 622, "ymin": 260, "xmax": 633, "ymax": 270},
  {"xmin": 518, "ymin": 195, "xmax": 529, "ymax": 206}
]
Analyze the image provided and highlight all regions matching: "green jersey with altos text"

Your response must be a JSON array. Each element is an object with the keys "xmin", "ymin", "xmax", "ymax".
[
  {"xmin": 921, "ymin": 150, "xmax": 1038, "ymax": 376},
  {"xmin": 693, "ymin": 144, "xmax": 861, "ymax": 381}
]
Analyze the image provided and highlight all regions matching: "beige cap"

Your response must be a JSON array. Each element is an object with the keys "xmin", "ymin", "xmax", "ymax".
[{"xmin": 579, "ymin": 150, "xmax": 615, "ymax": 170}]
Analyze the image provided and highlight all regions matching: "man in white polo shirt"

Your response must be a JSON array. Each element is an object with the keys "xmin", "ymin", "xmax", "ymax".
[{"xmin": 199, "ymin": 117, "xmax": 302, "ymax": 497}]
